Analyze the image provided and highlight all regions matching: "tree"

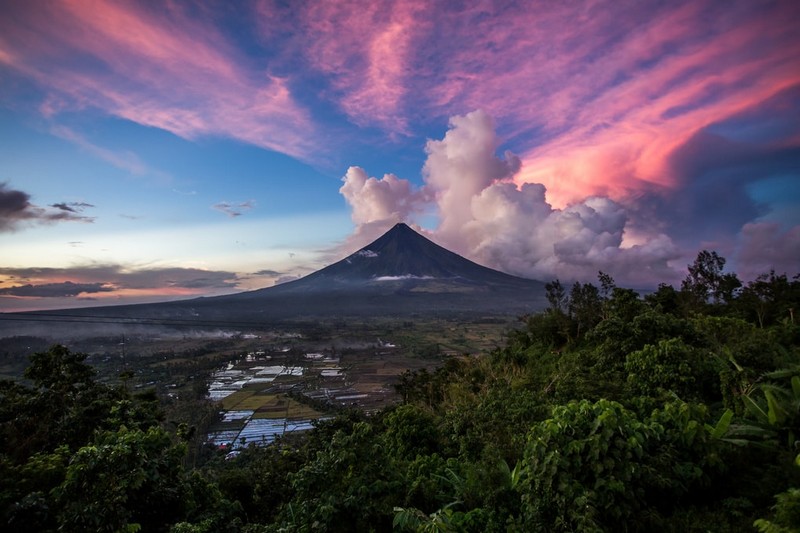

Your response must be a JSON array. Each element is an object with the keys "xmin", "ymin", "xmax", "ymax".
[
  {"xmin": 598, "ymin": 271, "xmax": 615, "ymax": 300},
  {"xmin": 545, "ymin": 279, "xmax": 567, "ymax": 313},
  {"xmin": 739, "ymin": 271, "xmax": 799, "ymax": 328},
  {"xmin": 55, "ymin": 426, "xmax": 189, "ymax": 533},
  {"xmin": 1, "ymin": 345, "xmax": 200, "ymax": 532},
  {"xmin": 645, "ymin": 283, "xmax": 680, "ymax": 315},
  {"xmin": 682, "ymin": 250, "xmax": 741, "ymax": 306},
  {"xmin": 568, "ymin": 282, "xmax": 602, "ymax": 339},
  {"xmin": 624, "ymin": 337, "xmax": 718, "ymax": 401}
]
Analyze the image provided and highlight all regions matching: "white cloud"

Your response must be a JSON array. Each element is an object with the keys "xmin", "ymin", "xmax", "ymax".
[
  {"xmin": 337, "ymin": 110, "xmax": 684, "ymax": 286},
  {"xmin": 423, "ymin": 110, "xmax": 521, "ymax": 247}
]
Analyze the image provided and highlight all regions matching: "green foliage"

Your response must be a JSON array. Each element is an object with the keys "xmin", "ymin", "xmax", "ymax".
[
  {"xmin": 384, "ymin": 404, "xmax": 441, "ymax": 459},
  {"xmin": 624, "ymin": 337, "xmax": 718, "ymax": 401},
  {"xmin": 280, "ymin": 420, "xmax": 404, "ymax": 531},
  {"xmin": 54, "ymin": 426, "xmax": 187, "ymax": 532},
  {"xmin": 521, "ymin": 399, "xmax": 718, "ymax": 531},
  {"xmin": 754, "ymin": 454, "xmax": 800, "ymax": 533},
  {"xmin": 1, "ymin": 345, "xmax": 219, "ymax": 532},
  {"xmin": 522, "ymin": 399, "xmax": 650, "ymax": 530}
]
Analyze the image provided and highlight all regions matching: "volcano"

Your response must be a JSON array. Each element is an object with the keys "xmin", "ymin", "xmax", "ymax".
[
  {"xmin": 215, "ymin": 223, "xmax": 546, "ymax": 316},
  {"xmin": 248, "ymin": 222, "xmax": 539, "ymax": 292},
  {"xmin": 12, "ymin": 223, "xmax": 546, "ymax": 329}
]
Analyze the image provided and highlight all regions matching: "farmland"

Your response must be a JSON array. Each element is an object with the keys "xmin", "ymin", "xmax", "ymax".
[{"xmin": 0, "ymin": 315, "xmax": 517, "ymax": 453}]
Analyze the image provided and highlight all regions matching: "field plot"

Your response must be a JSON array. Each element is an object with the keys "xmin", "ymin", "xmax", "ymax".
[{"xmin": 205, "ymin": 340, "xmax": 442, "ymax": 448}]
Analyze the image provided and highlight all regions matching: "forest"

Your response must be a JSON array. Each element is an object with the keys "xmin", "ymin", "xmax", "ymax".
[{"xmin": 1, "ymin": 250, "xmax": 799, "ymax": 532}]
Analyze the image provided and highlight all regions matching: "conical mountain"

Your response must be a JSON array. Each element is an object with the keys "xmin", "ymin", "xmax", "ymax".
[
  {"xmin": 265, "ymin": 222, "xmax": 532, "ymax": 291},
  {"xmin": 13, "ymin": 223, "xmax": 546, "ymax": 329},
  {"xmin": 222, "ymin": 223, "xmax": 546, "ymax": 315}
]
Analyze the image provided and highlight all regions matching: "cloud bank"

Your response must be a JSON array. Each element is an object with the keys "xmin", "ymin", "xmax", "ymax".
[
  {"xmin": 0, "ymin": 264, "xmax": 240, "ymax": 311},
  {"xmin": 340, "ymin": 110, "xmax": 798, "ymax": 286}
]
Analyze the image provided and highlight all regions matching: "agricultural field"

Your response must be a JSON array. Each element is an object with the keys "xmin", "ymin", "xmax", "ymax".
[{"xmin": 0, "ymin": 316, "xmax": 517, "ymax": 452}]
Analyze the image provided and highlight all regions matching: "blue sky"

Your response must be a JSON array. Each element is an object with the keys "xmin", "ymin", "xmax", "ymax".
[{"xmin": 1, "ymin": 0, "xmax": 798, "ymax": 311}]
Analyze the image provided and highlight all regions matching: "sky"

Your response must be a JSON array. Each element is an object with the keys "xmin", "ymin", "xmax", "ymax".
[{"xmin": 1, "ymin": 0, "xmax": 799, "ymax": 312}]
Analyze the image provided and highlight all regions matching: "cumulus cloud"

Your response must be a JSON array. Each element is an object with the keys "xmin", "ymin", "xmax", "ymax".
[
  {"xmin": 342, "ymin": 109, "xmax": 800, "ymax": 286},
  {"xmin": 337, "ymin": 110, "xmax": 684, "ymax": 286},
  {"xmin": 0, "ymin": 182, "xmax": 95, "ymax": 231},
  {"xmin": 339, "ymin": 165, "xmax": 426, "ymax": 248},
  {"xmin": 212, "ymin": 200, "xmax": 256, "ymax": 217},
  {"xmin": 456, "ymin": 182, "xmax": 680, "ymax": 286},
  {"xmin": 423, "ymin": 110, "xmax": 521, "ymax": 248}
]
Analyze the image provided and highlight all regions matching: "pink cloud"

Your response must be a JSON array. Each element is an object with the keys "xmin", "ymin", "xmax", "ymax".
[
  {"xmin": 263, "ymin": 0, "xmax": 800, "ymax": 208},
  {"xmin": 337, "ymin": 110, "xmax": 683, "ymax": 286},
  {"xmin": 0, "ymin": 1, "xmax": 316, "ymax": 159},
  {"xmin": 255, "ymin": 1, "xmax": 800, "ymax": 218},
  {"xmin": 291, "ymin": 0, "xmax": 429, "ymax": 132},
  {"xmin": 417, "ymin": 0, "xmax": 800, "ymax": 207}
]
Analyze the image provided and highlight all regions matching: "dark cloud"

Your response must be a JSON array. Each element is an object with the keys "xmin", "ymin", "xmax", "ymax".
[
  {"xmin": 0, "ymin": 183, "xmax": 95, "ymax": 231},
  {"xmin": 212, "ymin": 200, "xmax": 256, "ymax": 217},
  {"xmin": 0, "ymin": 183, "xmax": 34, "ymax": 231},
  {"xmin": 49, "ymin": 201, "xmax": 94, "ymax": 213},
  {"xmin": 119, "ymin": 267, "xmax": 239, "ymax": 290},
  {"xmin": 648, "ymin": 86, "xmax": 800, "ymax": 247},
  {"xmin": 0, "ymin": 264, "xmax": 240, "ymax": 298},
  {"xmin": 735, "ymin": 223, "xmax": 800, "ymax": 281},
  {"xmin": 637, "ymin": 132, "xmax": 800, "ymax": 248},
  {"xmin": 0, "ymin": 281, "xmax": 115, "ymax": 298}
]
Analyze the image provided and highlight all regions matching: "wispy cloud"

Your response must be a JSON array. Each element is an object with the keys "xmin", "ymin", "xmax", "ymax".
[
  {"xmin": 49, "ymin": 201, "xmax": 94, "ymax": 213},
  {"xmin": 212, "ymin": 200, "xmax": 256, "ymax": 218},
  {"xmin": 293, "ymin": 0, "xmax": 428, "ymax": 132},
  {"xmin": 0, "ymin": 1, "xmax": 318, "ymax": 160}
]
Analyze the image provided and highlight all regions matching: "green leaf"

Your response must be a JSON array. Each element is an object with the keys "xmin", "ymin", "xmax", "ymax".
[
  {"xmin": 706, "ymin": 409, "xmax": 733, "ymax": 439},
  {"xmin": 742, "ymin": 394, "xmax": 770, "ymax": 425},
  {"xmin": 764, "ymin": 390, "xmax": 787, "ymax": 426}
]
